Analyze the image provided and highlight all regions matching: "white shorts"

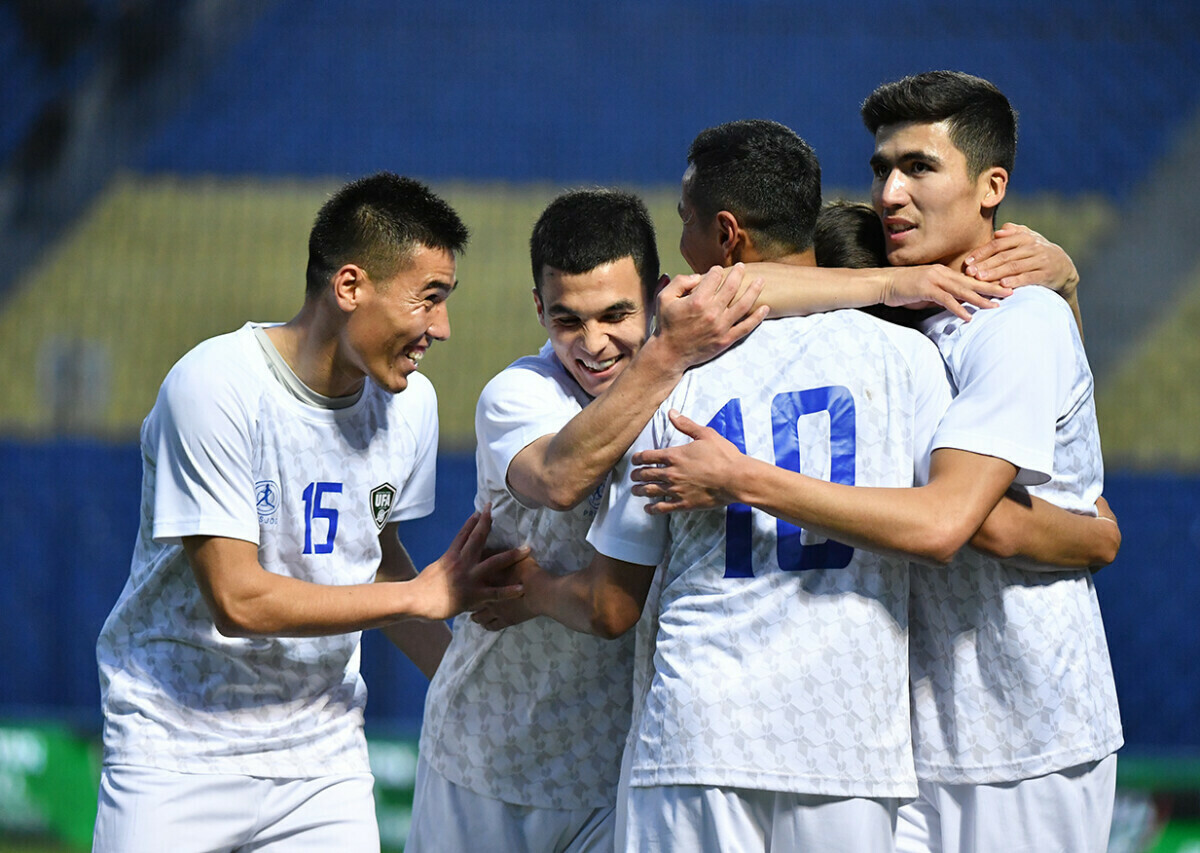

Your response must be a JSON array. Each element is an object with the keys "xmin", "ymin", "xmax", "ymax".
[
  {"xmin": 624, "ymin": 784, "xmax": 900, "ymax": 853},
  {"xmin": 406, "ymin": 756, "xmax": 615, "ymax": 853},
  {"xmin": 895, "ymin": 754, "xmax": 1118, "ymax": 853},
  {"xmin": 92, "ymin": 765, "xmax": 379, "ymax": 853}
]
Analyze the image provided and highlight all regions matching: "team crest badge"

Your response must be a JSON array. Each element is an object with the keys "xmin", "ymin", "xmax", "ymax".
[{"xmin": 370, "ymin": 483, "xmax": 397, "ymax": 530}]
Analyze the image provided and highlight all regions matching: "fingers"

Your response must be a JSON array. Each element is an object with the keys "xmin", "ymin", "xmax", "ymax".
[
  {"xmin": 456, "ymin": 505, "xmax": 495, "ymax": 563},
  {"xmin": 476, "ymin": 545, "xmax": 531, "ymax": 574},
  {"xmin": 446, "ymin": 509, "xmax": 483, "ymax": 555},
  {"xmin": 725, "ymin": 274, "xmax": 765, "ymax": 318},
  {"xmin": 484, "ymin": 583, "xmax": 525, "ymax": 602},
  {"xmin": 921, "ymin": 289, "xmax": 975, "ymax": 322},
  {"xmin": 633, "ymin": 447, "xmax": 671, "ymax": 467},
  {"xmin": 667, "ymin": 408, "xmax": 708, "ymax": 439},
  {"xmin": 644, "ymin": 499, "xmax": 686, "ymax": 516},
  {"xmin": 470, "ymin": 607, "xmax": 513, "ymax": 631},
  {"xmin": 711, "ymin": 263, "xmax": 744, "ymax": 301},
  {"xmin": 657, "ymin": 272, "xmax": 703, "ymax": 304}
]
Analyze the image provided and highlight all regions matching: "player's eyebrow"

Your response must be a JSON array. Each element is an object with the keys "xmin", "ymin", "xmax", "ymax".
[
  {"xmin": 424, "ymin": 279, "xmax": 457, "ymax": 295},
  {"xmin": 871, "ymin": 149, "xmax": 944, "ymax": 171},
  {"xmin": 546, "ymin": 298, "xmax": 638, "ymax": 317}
]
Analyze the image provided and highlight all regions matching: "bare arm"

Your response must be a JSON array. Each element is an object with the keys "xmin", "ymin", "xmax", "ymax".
[
  {"xmin": 964, "ymin": 223, "xmax": 1084, "ymax": 337},
  {"xmin": 508, "ymin": 264, "xmax": 768, "ymax": 510},
  {"xmin": 631, "ymin": 411, "xmax": 1015, "ymax": 565},
  {"xmin": 374, "ymin": 523, "xmax": 452, "ymax": 678},
  {"xmin": 971, "ymin": 492, "xmax": 1121, "ymax": 570},
  {"xmin": 743, "ymin": 262, "xmax": 1012, "ymax": 322},
  {"xmin": 184, "ymin": 508, "xmax": 527, "ymax": 638},
  {"xmin": 471, "ymin": 552, "xmax": 654, "ymax": 640}
]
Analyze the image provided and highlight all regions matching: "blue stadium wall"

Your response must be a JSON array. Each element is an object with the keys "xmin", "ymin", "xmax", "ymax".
[{"xmin": 4, "ymin": 439, "xmax": 1199, "ymax": 752}]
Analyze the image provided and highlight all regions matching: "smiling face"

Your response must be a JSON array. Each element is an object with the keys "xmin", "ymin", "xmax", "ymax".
[
  {"xmin": 534, "ymin": 256, "xmax": 650, "ymax": 398},
  {"xmin": 870, "ymin": 119, "xmax": 1006, "ymax": 270},
  {"xmin": 340, "ymin": 244, "xmax": 456, "ymax": 394}
]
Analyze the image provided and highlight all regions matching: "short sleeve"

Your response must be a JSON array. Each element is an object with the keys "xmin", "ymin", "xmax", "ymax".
[
  {"xmin": 147, "ymin": 352, "xmax": 259, "ymax": 545},
  {"xmin": 931, "ymin": 289, "xmax": 1075, "ymax": 486},
  {"xmin": 586, "ymin": 418, "xmax": 669, "ymax": 567},
  {"xmin": 390, "ymin": 374, "xmax": 439, "ymax": 523},
  {"xmin": 475, "ymin": 360, "xmax": 583, "ymax": 505}
]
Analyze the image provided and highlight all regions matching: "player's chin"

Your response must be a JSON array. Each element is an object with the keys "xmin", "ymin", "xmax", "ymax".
[{"xmin": 376, "ymin": 368, "xmax": 412, "ymax": 394}]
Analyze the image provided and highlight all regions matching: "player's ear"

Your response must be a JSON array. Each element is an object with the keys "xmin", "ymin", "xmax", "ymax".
[
  {"xmin": 980, "ymin": 166, "xmax": 1008, "ymax": 212},
  {"xmin": 716, "ymin": 210, "xmax": 742, "ymax": 263},
  {"xmin": 331, "ymin": 264, "xmax": 366, "ymax": 312},
  {"xmin": 532, "ymin": 286, "xmax": 546, "ymax": 328}
]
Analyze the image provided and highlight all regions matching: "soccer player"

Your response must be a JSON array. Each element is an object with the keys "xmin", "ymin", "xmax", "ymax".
[
  {"xmin": 482, "ymin": 120, "xmax": 955, "ymax": 851},
  {"xmin": 92, "ymin": 173, "xmax": 528, "ymax": 853},
  {"xmin": 635, "ymin": 73, "xmax": 1123, "ymax": 852},
  {"xmin": 405, "ymin": 188, "xmax": 770, "ymax": 853}
]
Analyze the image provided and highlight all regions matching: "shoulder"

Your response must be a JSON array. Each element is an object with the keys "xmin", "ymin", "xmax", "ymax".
[
  {"xmin": 158, "ymin": 325, "xmax": 262, "ymax": 413},
  {"xmin": 376, "ymin": 371, "xmax": 439, "ymax": 439},
  {"xmin": 978, "ymin": 287, "xmax": 1074, "ymax": 337},
  {"xmin": 479, "ymin": 349, "xmax": 579, "ymax": 408}
]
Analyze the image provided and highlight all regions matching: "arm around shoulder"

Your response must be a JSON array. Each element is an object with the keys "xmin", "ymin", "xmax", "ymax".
[{"xmin": 971, "ymin": 492, "xmax": 1121, "ymax": 570}]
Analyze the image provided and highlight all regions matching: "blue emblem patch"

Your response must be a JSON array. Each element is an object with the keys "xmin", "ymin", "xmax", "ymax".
[{"xmin": 256, "ymin": 480, "xmax": 280, "ymax": 519}]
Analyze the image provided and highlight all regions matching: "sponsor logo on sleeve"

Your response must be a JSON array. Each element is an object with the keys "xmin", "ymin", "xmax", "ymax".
[{"xmin": 256, "ymin": 480, "xmax": 280, "ymax": 524}]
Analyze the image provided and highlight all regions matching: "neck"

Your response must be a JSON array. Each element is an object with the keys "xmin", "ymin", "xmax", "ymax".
[
  {"xmin": 735, "ymin": 246, "xmax": 817, "ymax": 267},
  {"xmin": 940, "ymin": 218, "xmax": 997, "ymax": 272},
  {"xmin": 265, "ymin": 301, "xmax": 365, "ymax": 398},
  {"xmin": 751, "ymin": 247, "xmax": 817, "ymax": 267}
]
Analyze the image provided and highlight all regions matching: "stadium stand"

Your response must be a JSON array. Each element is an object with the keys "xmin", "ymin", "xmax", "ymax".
[{"xmin": 2, "ymin": 2, "xmax": 1199, "ymax": 849}]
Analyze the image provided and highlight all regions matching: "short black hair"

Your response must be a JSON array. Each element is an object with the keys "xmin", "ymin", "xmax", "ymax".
[
  {"xmin": 814, "ymin": 201, "xmax": 887, "ymax": 270},
  {"xmin": 305, "ymin": 172, "xmax": 469, "ymax": 299},
  {"xmin": 861, "ymin": 70, "xmax": 1017, "ymax": 178},
  {"xmin": 685, "ymin": 119, "xmax": 822, "ymax": 256},
  {"xmin": 529, "ymin": 188, "xmax": 660, "ymax": 303},
  {"xmin": 814, "ymin": 200, "xmax": 923, "ymax": 328}
]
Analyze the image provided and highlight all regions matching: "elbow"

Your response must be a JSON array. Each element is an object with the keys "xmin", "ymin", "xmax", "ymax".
[
  {"xmin": 205, "ymin": 596, "xmax": 269, "ymax": 638},
  {"xmin": 211, "ymin": 612, "xmax": 256, "ymax": 639},
  {"xmin": 589, "ymin": 602, "xmax": 640, "ymax": 641},
  {"xmin": 540, "ymin": 484, "xmax": 586, "ymax": 513},
  {"xmin": 1091, "ymin": 522, "xmax": 1121, "ymax": 569},
  {"xmin": 907, "ymin": 524, "xmax": 973, "ymax": 567},
  {"xmin": 969, "ymin": 517, "xmax": 1021, "ymax": 561}
]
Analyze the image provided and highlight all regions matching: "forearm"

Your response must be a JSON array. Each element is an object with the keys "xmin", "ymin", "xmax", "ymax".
[
  {"xmin": 203, "ymin": 571, "xmax": 438, "ymax": 638},
  {"xmin": 378, "ymin": 620, "xmax": 451, "ymax": 678},
  {"xmin": 524, "ymin": 557, "xmax": 646, "ymax": 640},
  {"xmin": 744, "ymin": 263, "xmax": 888, "ymax": 317},
  {"xmin": 971, "ymin": 493, "xmax": 1120, "ymax": 569},
  {"xmin": 186, "ymin": 535, "xmax": 446, "ymax": 638},
  {"xmin": 509, "ymin": 337, "xmax": 684, "ymax": 510},
  {"xmin": 732, "ymin": 460, "xmax": 979, "ymax": 564},
  {"xmin": 374, "ymin": 531, "xmax": 452, "ymax": 676}
]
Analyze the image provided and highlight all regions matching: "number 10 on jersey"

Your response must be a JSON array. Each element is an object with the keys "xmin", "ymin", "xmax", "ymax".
[{"xmin": 707, "ymin": 386, "xmax": 856, "ymax": 578}]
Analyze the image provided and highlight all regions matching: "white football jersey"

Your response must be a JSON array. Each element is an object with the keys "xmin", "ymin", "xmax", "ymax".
[
  {"xmin": 589, "ymin": 311, "xmax": 952, "ymax": 798},
  {"xmin": 97, "ymin": 323, "xmax": 438, "ymax": 777},
  {"xmin": 419, "ymin": 343, "xmax": 636, "ymax": 810},
  {"xmin": 912, "ymin": 286, "xmax": 1123, "ymax": 783}
]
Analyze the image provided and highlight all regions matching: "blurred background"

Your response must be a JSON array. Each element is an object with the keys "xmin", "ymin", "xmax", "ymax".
[{"xmin": 1, "ymin": 1, "xmax": 1198, "ymax": 850}]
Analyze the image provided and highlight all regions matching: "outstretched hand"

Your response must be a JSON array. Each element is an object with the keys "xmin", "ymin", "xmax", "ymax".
[
  {"xmin": 470, "ymin": 552, "xmax": 543, "ymax": 631},
  {"xmin": 630, "ymin": 410, "xmax": 746, "ymax": 513},
  {"xmin": 654, "ymin": 264, "xmax": 770, "ymax": 369},
  {"xmin": 412, "ymin": 505, "xmax": 526, "ymax": 620},
  {"xmin": 880, "ymin": 264, "xmax": 1012, "ymax": 321},
  {"xmin": 964, "ymin": 222, "xmax": 1079, "ymax": 294}
]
